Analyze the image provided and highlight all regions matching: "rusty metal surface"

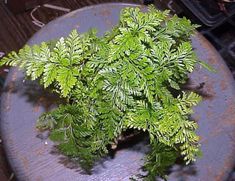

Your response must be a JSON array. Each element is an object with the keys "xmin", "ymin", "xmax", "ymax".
[{"xmin": 1, "ymin": 3, "xmax": 235, "ymax": 181}]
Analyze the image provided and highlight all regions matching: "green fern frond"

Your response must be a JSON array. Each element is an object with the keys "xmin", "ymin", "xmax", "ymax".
[{"xmin": 1, "ymin": 5, "xmax": 214, "ymax": 180}]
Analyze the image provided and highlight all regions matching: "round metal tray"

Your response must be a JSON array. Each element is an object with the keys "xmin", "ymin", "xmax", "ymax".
[{"xmin": 1, "ymin": 3, "xmax": 235, "ymax": 181}]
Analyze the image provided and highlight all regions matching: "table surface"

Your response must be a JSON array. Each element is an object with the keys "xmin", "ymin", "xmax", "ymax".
[{"xmin": 1, "ymin": 3, "xmax": 235, "ymax": 181}]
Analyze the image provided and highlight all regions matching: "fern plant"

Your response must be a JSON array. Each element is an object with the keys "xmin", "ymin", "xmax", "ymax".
[{"xmin": 0, "ymin": 6, "xmax": 212, "ymax": 180}]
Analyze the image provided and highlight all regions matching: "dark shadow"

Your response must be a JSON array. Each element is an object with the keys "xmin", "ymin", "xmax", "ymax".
[
  {"xmin": 182, "ymin": 78, "xmax": 214, "ymax": 100},
  {"xmin": 2, "ymin": 76, "xmax": 64, "ymax": 112},
  {"xmin": 49, "ymin": 145, "xmax": 85, "ymax": 173},
  {"xmin": 36, "ymin": 130, "xmax": 50, "ymax": 141},
  {"xmin": 164, "ymin": 164, "xmax": 197, "ymax": 181},
  {"xmin": 108, "ymin": 130, "xmax": 149, "ymax": 159}
]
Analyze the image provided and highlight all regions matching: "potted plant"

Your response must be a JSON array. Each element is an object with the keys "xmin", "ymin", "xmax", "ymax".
[{"xmin": 0, "ymin": 5, "xmax": 214, "ymax": 180}]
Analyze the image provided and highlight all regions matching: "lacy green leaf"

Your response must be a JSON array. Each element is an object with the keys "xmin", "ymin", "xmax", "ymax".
[{"xmin": 1, "ymin": 5, "xmax": 214, "ymax": 180}]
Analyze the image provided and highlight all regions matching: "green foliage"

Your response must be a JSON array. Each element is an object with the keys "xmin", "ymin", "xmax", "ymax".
[
  {"xmin": 143, "ymin": 140, "xmax": 178, "ymax": 180},
  {"xmin": 1, "ymin": 29, "xmax": 97, "ymax": 97},
  {"xmin": 1, "ymin": 5, "xmax": 211, "ymax": 180}
]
